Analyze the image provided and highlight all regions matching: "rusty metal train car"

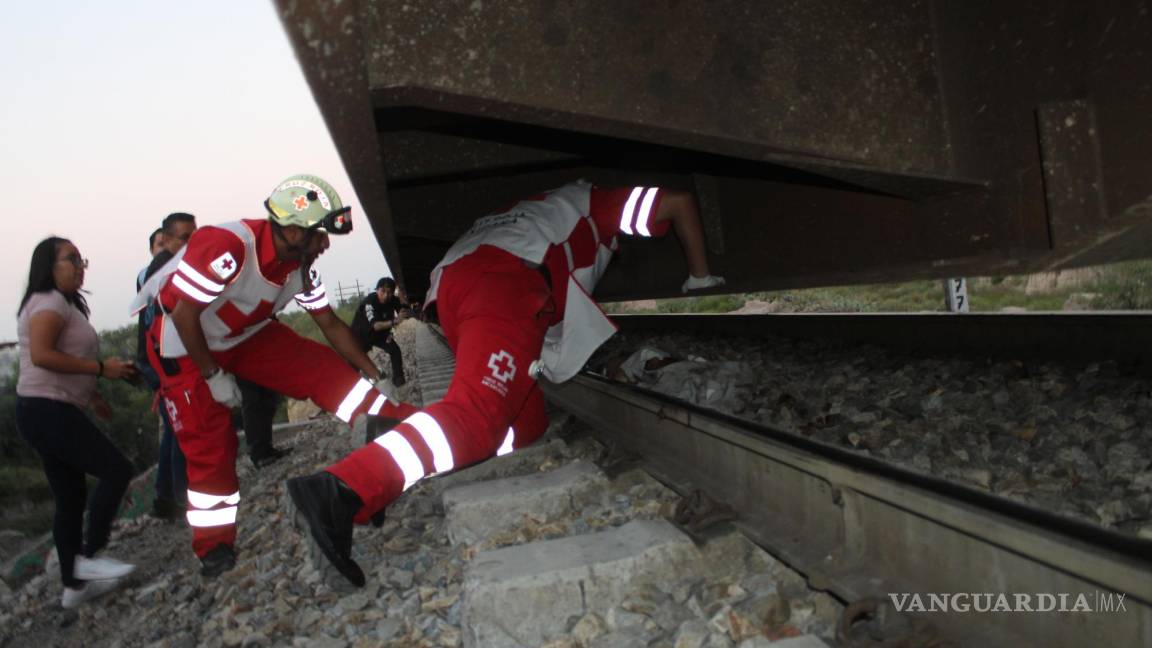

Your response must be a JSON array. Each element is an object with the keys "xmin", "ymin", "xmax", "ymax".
[{"xmin": 275, "ymin": 0, "xmax": 1152, "ymax": 301}]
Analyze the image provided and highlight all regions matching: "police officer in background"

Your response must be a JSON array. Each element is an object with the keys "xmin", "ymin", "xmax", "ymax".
[{"xmin": 350, "ymin": 277, "xmax": 408, "ymax": 387}]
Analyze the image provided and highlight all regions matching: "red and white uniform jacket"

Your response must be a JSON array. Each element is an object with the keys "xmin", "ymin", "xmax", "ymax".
[
  {"xmin": 426, "ymin": 180, "xmax": 670, "ymax": 383},
  {"xmin": 131, "ymin": 219, "xmax": 330, "ymax": 357}
]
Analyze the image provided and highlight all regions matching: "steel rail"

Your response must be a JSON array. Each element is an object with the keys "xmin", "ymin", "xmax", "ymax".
[
  {"xmin": 606, "ymin": 311, "xmax": 1152, "ymax": 368},
  {"xmin": 543, "ymin": 375, "xmax": 1152, "ymax": 647}
]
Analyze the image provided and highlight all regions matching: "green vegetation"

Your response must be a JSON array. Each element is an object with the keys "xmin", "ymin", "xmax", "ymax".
[
  {"xmin": 275, "ymin": 300, "xmax": 358, "ymax": 343},
  {"xmin": 1091, "ymin": 260, "xmax": 1152, "ymax": 310},
  {"xmin": 605, "ymin": 260, "xmax": 1152, "ymax": 315},
  {"xmin": 0, "ymin": 466, "xmax": 50, "ymax": 501}
]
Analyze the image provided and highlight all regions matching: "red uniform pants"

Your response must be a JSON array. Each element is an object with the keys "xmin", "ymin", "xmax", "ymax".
[
  {"xmin": 329, "ymin": 247, "xmax": 553, "ymax": 522},
  {"xmin": 147, "ymin": 318, "xmax": 413, "ymax": 557}
]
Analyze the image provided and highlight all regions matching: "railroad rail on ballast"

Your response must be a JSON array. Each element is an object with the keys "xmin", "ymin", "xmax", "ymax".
[{"xmin": 536, "ymin": 312, "xmax": 1152, "ymax": 646}]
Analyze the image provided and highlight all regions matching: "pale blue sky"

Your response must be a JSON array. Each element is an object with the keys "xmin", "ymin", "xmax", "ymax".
[{"xmin": 0, "ymin": 1, "xmax": 389, "ymax": 340}]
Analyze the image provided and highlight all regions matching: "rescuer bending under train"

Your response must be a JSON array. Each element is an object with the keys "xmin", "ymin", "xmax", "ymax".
[{"xmin": 287, "ymin": 179, "xmax": 725, "ymax": 586}]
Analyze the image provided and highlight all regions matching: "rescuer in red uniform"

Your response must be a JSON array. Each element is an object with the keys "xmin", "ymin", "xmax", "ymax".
[
  {"xmin": 133, "ymin": 174, "xmax": 416, "ymax": 577},
  {"xmin": 287, "ymin": 180, "xmax": 725, "ymax": 586}
]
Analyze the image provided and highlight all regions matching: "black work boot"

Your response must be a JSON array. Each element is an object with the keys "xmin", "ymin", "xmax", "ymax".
[
  {"xmin": 286, "ymin": 472, "xmax": 366, "ymax": 587},
  {"xmin": 200, "ymin": 544, "xmax": 237, "ymax": 577},
  {"xmin": 370, "ymin": 508, "xmax": 387, "ymax": 528},
  {"xmin": 251, "ymin": 445, "xmax": 294, "ymax": 469}
]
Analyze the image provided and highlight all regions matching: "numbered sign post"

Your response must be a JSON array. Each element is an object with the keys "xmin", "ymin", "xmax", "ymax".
[{"xmin": 944, "ymin": 278, "xmax": 969, "ymax": 312}]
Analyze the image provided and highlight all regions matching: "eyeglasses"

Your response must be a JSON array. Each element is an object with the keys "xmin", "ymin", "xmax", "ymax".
[{"xmin": 57, "ymin": 254, "xmax": 89, "ymax": 269}]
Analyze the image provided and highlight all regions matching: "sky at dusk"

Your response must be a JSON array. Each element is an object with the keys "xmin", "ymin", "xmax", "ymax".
[{"xmin": 0, "ymin": 1, "xmax": 390, "ymax": 341}]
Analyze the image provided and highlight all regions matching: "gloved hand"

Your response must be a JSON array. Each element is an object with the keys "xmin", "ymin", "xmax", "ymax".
[
  {"xmin": 373, "ymin": 377, "xmax": 398, "ymax": 403},
  {"xmin": 205, "ymin": 369, "xmax": 243, "ymax": 407},
  {"xmin": 682, "ymin": 274, "xmax": 726, "ymax": 293}
]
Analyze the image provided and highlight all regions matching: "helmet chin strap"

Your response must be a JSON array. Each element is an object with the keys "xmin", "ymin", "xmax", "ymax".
[{"xmin": 296, "ymin": 228, "xmax": 319, "ymax": 286}]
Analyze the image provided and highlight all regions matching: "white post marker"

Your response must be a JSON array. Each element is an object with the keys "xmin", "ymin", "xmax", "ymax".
[{"xmin": 944, "ymin": 278, "xmax": 969, "ymax": 312}]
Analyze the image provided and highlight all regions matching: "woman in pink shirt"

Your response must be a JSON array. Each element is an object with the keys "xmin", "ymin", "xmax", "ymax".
[{"xmin": 15, "ymin": 237, "xmax": 139, "ymax": 609}]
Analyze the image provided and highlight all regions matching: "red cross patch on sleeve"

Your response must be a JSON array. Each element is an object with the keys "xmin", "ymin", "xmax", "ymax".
[{"xmin": 210, "ymin": 252, "xmax": 238, "ymax": 279}]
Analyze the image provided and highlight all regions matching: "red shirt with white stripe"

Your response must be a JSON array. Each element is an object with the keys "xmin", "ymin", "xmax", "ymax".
[
  {"xmin": 158, "ymin": 220, "xmax": 303, "ymax": 312},
  {"xmin": 144, "ymin": 219, "xmax": 331, "ymax": 355}
]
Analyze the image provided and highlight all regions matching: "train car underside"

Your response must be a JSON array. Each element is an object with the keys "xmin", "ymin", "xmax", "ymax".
[{"xmin": 275, "ymin": 0, "xmax": 1152, "ymax": 302}]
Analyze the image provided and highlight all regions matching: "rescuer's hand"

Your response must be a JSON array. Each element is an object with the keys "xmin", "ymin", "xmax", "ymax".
[
  {"xmin": 681, "ymin": 274, "xmax": 726, "ymax": 294},
  {"xmin": 373, "ymin": 377, "xmax": 399, "ymax": 404},
  {"xmin": 205, "ymin": 369, "xmax": 243, "ymax": 408}
]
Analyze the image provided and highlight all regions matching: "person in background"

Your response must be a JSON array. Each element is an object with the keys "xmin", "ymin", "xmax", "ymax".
[
  {"xmin": 237, "ymin": 376, "xmax": 291, "ymax": 469},
  {"xmin": 16, "ymin": 237, "xmax": 139, "ymax": 608},
  {"xmin": 138, "ymin": 213, "xmax": 197, "ymax": 521},
  {"xmin": 350, "ymin": 277, "xmax": 408, "ymax": 387},
  {"xmin": 138, "ymin": 228, "xmax": 165, "ymax": 287},
  {"xmin": 288, "ymin": 180, "xmax": 725, "ymax": 586}
]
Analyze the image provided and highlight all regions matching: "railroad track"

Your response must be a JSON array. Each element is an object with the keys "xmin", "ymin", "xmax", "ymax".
[
  {"xmin": 361, "ymin": 321, "xmax": 842, "ymax": 646},
  {"xmin": 405, "ymin": 314, "xmax": 1152, "ymax": 645},
  {"xmin": 547, "ymin": 312, "xmax": 1152, "ymax": 646}
]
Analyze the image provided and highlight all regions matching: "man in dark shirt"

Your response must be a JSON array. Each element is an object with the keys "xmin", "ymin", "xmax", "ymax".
[
  {"xmin": 350, "ymin": 277, "xmax": 407, "ymax": 386},
  {"xmin": 138, "ymin": 213, "xmax": 196, "ymax": 520}
]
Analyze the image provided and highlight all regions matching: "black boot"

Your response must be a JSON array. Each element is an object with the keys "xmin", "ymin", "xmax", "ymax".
[
  {"xmin": 251, "ymin": 445, "xmax": 294, "ymax": 469},
  {"xmin": 286, "ymin": 472, "xmax": 366, "ymax": 587},
  {"xmin": 200, "ymin": 544, "xmax": 236, "ymax": 577},
  {"xmin": 370, "ymin": 508, "xmax": 387, "ymax": 528}
]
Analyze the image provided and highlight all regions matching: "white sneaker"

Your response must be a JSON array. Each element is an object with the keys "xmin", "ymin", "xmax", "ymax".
[
  {"xmin": 681, "ymin": 274, "xmax": 726, "ymax": 293},
  {"xmin": 74, "ymin": 555, "xmax": 136, "ymax": 580},
  {"xmin": 61, "ymin": 578, "xmax": 121, "ymax": 609}
]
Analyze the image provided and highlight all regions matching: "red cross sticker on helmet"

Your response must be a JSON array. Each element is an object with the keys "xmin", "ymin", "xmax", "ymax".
[
  {"xmin": 318, "ymin": 206, "xmax": 353, "ymax": 234},
  {"xmin": 293, "ymin": 195, "xmax": 309, "ymax": 211}
]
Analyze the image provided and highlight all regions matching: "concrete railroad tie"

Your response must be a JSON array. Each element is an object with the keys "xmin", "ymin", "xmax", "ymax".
[
  {"xmin": 443, "ymin": 460, "xmax": 608, "ymax": 546},
  {"xmin": 461, "ymin": 518, "xmax": 703, "ymax": 648},
  {"xmin": 412, "ymin": 322, "xmax": 455, "ymax": 404}
]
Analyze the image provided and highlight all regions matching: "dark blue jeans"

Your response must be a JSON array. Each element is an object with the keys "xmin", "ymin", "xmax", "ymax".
[
  {"xmin": 16, "ymin": 397, "xmax": 134, "ymax": 587},
  {"xmin": 140, "ymin": 362, "xmax": 187, "ymax": 503}
]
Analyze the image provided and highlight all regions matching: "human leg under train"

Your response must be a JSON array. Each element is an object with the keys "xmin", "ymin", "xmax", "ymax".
[{"xmin": 225, "ymin": 320, "xmax": 417, "ymax": 425}]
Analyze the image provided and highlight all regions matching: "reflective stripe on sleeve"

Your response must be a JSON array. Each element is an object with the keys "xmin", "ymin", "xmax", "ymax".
[
  {"xmin": 375, "ymin": 431, "xmax": 425, "ymax": 491},
  {"xmin": 186, "ymin": 506, "xmax": 238, "ymax": 528},
  {"xmin": 297, "ymin": 295, "xmax": 330, "ymax": 311},
  {"xmin": 367, "ymin": 394, "xmax": 387, "ymax": 415},
  {"xmin": 335, "ymin": 378, "xmax": 374, "ymax": 422},
  {"xmin": 618, "ymin": 187, "xmax": 644, "ymax": 235},
  {"xmin": 177, "ymin": 261, "xmax": 226, "ymax": 293},
  {"xmin": 295, "ymin": 286, "xmax": 330, "ymax": 311},
  {"xmin": 186, "ymin": 489, "xmax": 241, "ymax": 509},
  {"xmin": 172, "ymin": 274, "xmax": 217, "ymax": 304},
  {"xmin": 405, "ymin": 412, "xmax": 454, "ymax": 473},
  {"xmin": 496, "ymin": 427, "xmax": 515, "ymax": 456},
  {"xmin": 635, "ymin": 187, "xmax": 660, "ymax": 237}
]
